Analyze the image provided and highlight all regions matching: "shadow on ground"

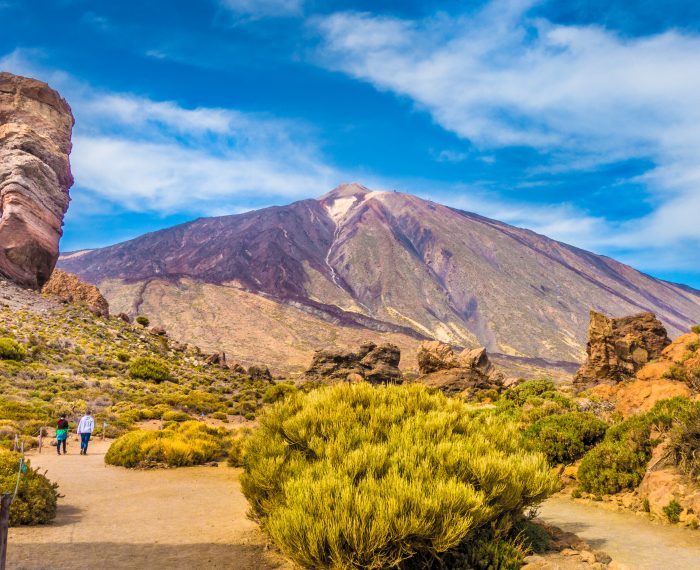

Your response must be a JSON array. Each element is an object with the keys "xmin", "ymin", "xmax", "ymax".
[{"xmin": 8, "ymin": 542, "xmax": 286, "ymax": 570}]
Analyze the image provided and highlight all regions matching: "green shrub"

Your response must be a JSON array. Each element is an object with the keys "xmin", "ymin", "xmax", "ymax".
[
  {"xmin": 262, "ymin": 382, "xmax": 297, "ymax": 404},
  {"xmin": 0, "ymin": 449, "xmax": 58, "ymax": 525},
  {"xmin": 691, "ymin": 325, "xmax": 700, "ymax": 334},
  {"xmin": 227, "ymin": 427, "xmax": 253, "ymax": 467},
  {"xmin": 663, "ymin": 499, "xmax": 682, "ymax": 523},
  {"xmin": 526, "ymin": 412, "xmax": 607, "ymax": 464},
  {"xmin": 242, "ymin": 383, "xmax": 557, "ymax": 569},
  {"xmin": 135, "ymin": 315, "xmax": 150, "ymax": 327},
  {"xmin": 115, "ymin": 351, "xmax": 130, "ymax": 363},
  {"xmin": 0, "ymin": 338, "xmax": 26, "ymax": 361},
  {"xmin": 105, "ymin": 421, "xmax": 229, "ymax": 468},
  {"xmin": 668, "ymin": 405, "xmax": 700, "ymax": 480},
  {"xmin": 129, "ymin": 357, "xmax": 170, "ymax": 382}
]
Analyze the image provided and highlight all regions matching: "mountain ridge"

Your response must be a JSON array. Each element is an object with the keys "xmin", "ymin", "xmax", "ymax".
[{"xmin": 59, "ymin": 183, "xmax": 700, "ymax": 373}]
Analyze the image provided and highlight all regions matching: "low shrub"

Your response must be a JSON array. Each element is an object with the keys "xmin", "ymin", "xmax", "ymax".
[
  {"xmin": 105, "ymin": 421, "xmax": 230, "ymax": 467},
  {"xmin": 161, "ymin": 410, "xmax": 190, "ymax": 422},
  {"xmin": 663, "ymin": 499, "xmax": 682, "ymax": 523},
  {"xmin": 0, "ymin": 338, "xmax": 26, "ymax": 361},
  {"xmin": 115, "ymin": 351, "xmax": 130, "ymax": 363},
  {"xmin": 129, "ymin": 357, "xmax": 171, "ymax": 382},
  {"xmin": 526, "ymin": 412, "xmax": 607, "ymax": 464},
  {"xmin": 242, "ymin": 383, "xmax": 557, "ymax": 569},
  {"xmin": 261, "ymin": 382, "xmax": 297, "ymax": 404},
  {"xmin": 0, "ymin": 449, "xmax": 58, "ymax": 525},
  {"xmin": 227, "ymin": 427, "xmax": 253, "ymax": 467},
  {"xmin": 668, "ymin": 405, "xmax": 700, "ymax": 480},
  {"xmin": 691, "ymin": 325, "xmax": 700, "ymax": 334},
  {"xmin": 135, "ymin": 315, "xmax": 150, "ymax": 327}
]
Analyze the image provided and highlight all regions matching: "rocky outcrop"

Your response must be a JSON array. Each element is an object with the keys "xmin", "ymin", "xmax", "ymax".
[
  {"xmin": 42, "ymin": 269, "xmax": 109, "ymax": 316},
  {"xmin": 248, "ymin": 365, "xmax": 273, "ymax": 382},
  {"xmin": 0, "ymin": 72, "xmax": 74, "ymax": 289},
  {"xmin": 574, "ymin": 311, "xmax": 671, "ymax": 390},
  {"xmin": 303, "ymin": 341, "xmax": 402, "ymax": 384},
  {"xmin": 416, "ymin": 341, "xmax": 504, "ymax": 396}
]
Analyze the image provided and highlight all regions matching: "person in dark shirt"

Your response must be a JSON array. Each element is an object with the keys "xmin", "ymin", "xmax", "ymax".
[{"xmin": 56, "ymin": 414, "xmax": 69, "ymax": 455}]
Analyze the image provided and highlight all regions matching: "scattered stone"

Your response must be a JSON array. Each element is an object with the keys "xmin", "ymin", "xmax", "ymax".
[
  {"xmin": 41, "ymin": 269, "xmax": 109, "ymax": 316},
  {"xmin": 303, "ymin": 342, "xmax": 402, "ymax": 384},
  {"xmin": 117, "ymin": 312, "xmax": 131, "ymax": 323},
  {"xmin": 0, "ymin": 72, "xmax": 74, "ymax": 289},
  {"xmin": 149, "ymin": 326, "xmax": 167, "ymax": 336},
  {"xmin": 574, "ymin": 311, "xmax": 671, "ymax": 390}
]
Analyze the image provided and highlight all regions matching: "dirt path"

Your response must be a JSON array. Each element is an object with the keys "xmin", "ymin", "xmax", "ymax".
[
  {"xmin": 539, "ymin": 496, "xmax": 700, "ymax": 569},
  {"xmin": 8, "ymin": 439, "xmax": 291, "ymax": 570}
]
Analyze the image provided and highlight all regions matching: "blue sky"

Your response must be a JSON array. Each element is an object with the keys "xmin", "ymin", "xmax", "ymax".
[{"xmin": 1, "ymin": 0, "xmax": 700, "ymax": 287}]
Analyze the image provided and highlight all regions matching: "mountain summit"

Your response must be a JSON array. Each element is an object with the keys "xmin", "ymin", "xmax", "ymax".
[{"xmin": 60, "ymin": 184, "xmax": 700, "ymax": 372}]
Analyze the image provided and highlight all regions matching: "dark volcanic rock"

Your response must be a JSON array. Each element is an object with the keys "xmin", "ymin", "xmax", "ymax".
[
  {"xmin": 248, "ymin": 365, "xmax": 273, "ymax": 382},
  {"xmin": 0, "ymin": 72, "xmax": 74, "ymax": 288},
  {"xmin": 304, "ymin": 341, "xmax": 402, "ymax": 384},
  {"xmin": 574, "ymin": 310, "xmax": 671, "ymax": 390},
  {"xmin": 417, "ymin": 341, "xmax": 504, "ymax": 396}
]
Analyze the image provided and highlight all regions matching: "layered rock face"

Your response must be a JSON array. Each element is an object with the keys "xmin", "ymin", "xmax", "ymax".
[
  {"xmin": 417, "ymin": 340, "xmax": 504, "ymax": 395},
  {"xmin": 42, "ymin": 269, "xmax": 109, "ymax": 317},
  {"xmin": 303, "ymin": 341, "xmax": 402, "ymax": 384},
  {"xmin": 0, "ymin": 72, "xmax": 74, "ymax": 288},
  {"xmin": 574, "ymin": 311, "xmax": 671, "ymax": 390}
]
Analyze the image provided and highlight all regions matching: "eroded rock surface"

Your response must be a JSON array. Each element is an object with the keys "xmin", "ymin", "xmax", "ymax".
[
  {"xmin": 303, "ymin": 341, "xmax": 402, "ymax": 384},
  {"xmin": 42, "ymin": 269, "xmax": 109, "ymax": 316},
  {"xmin": 0, "ymin": 72, "xmax": 74, "ymax": 288},
  {"xmin": 417, "ymin": 341, "xmax": 504, "ymax": 396},
  {"xmin": 574, "ymin": 311, "xmax": 671, "ymax": 390}
]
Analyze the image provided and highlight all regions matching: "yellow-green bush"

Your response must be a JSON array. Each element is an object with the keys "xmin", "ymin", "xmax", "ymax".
[
  {"xmin": 0, "ymin": 449, "xmax": 58, "ymax": 525},
  {"xmin": 525, "ymin": 412, "xmax": 607, "ymax": 465},
  {"xmin": 242, "ymin": 383, "xmax": 557, "ymax": 569},
  {"xmin": 105, "ymin": 421, "xmax": 229, "ymax": 467},
  {"xmin": 129, "ymin": 356, "xmax": 171, "ymax": 382},
  {"xmin": 0, "ymin": 337, "xmax": 26, "ymax": 361}
]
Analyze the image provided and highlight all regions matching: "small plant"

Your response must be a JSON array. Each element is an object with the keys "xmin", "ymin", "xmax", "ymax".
[
  {"xmin": 261, "ymin": 382, "xmax": 297, "ymax": 404},
  {"xmin": 129, "ymin": 357, "xmax": 171, "ymax": 382},
  {"xmin": 663, "ymin": 499, "xmax": 682, "ymax": 523},
  {"xmin": 691, "ymin": 325, "xmax": 700, "ymax": 334},
  {"xmin": 642, "ymin": 498, "xmax": 651, "ymax": 512},
  {"xmin": 115, "ymin": 351, "xmax": 130, "ymax": 363},
  {"xmin": 135, "ymin": 315, "xmax": 150, "ymax": 327},
  {"xmin": 525, "ymin": 412, "xmax": 607, "ymax": 464},
  {"xmin": 0, "ymin": 337, "xmax": 26, "ymax": 361}
]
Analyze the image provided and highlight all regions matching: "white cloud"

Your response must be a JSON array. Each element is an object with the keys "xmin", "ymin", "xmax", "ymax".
[
  {"xmin": 1, "ymin": 48, "xmax": 339, "ymax": 215},
  {"xmin": 219, "ymin": 0, "xmax": 302, "ymax": 18},
  {"xmin": 314, "ymin": 2, "xmax": 700, "ymax": 272}
]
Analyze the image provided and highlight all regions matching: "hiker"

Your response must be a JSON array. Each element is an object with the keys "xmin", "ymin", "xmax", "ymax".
[
  {"xmin": 56, "ymin": 414, "xmax": 69, "ymax": 455},
  {"xmin": 77, "ymin": 410, "xmax": 95, "ymax": 455}
]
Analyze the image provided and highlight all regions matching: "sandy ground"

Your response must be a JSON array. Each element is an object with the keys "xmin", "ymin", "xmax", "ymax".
[
  {"xmin": 539, "ymin": 496, "xmax": 700, "ymax": 570},
  {"xmin": 7, "ymin": 438, "xmax": 291, "ymax": 570}
]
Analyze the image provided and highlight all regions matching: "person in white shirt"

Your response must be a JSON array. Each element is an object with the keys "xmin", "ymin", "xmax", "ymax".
[{"xmin": 77, "ymin": 411, "xmax": 95, "ymax": 455}]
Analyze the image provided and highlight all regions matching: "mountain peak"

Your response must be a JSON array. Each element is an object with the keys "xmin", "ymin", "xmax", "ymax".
[{"xmin": 320, "ymin": 182, "xmax": 371, "ymax": 201}]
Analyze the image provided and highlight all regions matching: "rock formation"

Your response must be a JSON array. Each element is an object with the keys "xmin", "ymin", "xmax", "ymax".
[
  {"xmin": 416, "ymin": 341, "xmax": 504, "ymax": 396},
  {"xmin": 248, "ymin": 365, "xmax": 273, "ymax": 382},
  {"xmin": 574, "ymin": 311, "xmax": 671, "ymax": 390},
  {"xmin": 303, "ymin": 341, "xmax": 402, "ymax": 384},
  {"xmin": 0, "ymin": 72, "xmax": 74, "ymax": 289},
  {"xmin": 42, "ymin": 269, "xmax": 109, "ymax": 317}
]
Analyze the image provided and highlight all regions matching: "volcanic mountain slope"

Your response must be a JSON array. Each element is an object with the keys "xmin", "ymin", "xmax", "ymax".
[{"xmin": 60, "ymin": 183, "xmax": 700, "ymax": 374}]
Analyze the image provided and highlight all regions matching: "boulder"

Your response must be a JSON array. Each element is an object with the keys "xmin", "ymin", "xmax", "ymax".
[
  {"xmin": 303, "ymin": 342, "xmax": 402, "ymax": 384},
  {"xmin": 41, "ymin": 269, "xmax": 109, "ymax": 316},
  {"xmin": 149, "ymin": 326, "xmax": 167, "ymax": 336},
  {"xmin": 0, "ymin": 72, "xmax": 74, "ymax": 288},
  {"xmin": 574, "ymin": 311, "xmax": 671, "ymax": 390},
  {"xmin": 416, "ymin": 341, "xmax": 503, "ymax": 396},
  {"xmin": 117, "ymin": 312, "xmax": 131, "ymax": 323},
  {"xmin": 248, "ymin": 365, "xmax": 273, "ymax": 382}
]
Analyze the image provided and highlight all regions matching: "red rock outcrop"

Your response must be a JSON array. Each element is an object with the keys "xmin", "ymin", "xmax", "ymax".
[
  {"xmin": 574, "ymin": 311, "xmax": 671, "ymax": 390},
  {"xmin": 42, "ymin": 269, "xmax": 109, "ymax": 317},
  {"xmin": 0, "ymin": 72, "xmax": 74, "ymax": 289},
  {"xmin": 303, "ymin": 341, "xmax": 402, "ymax": 384},
  {"xmin": 417, "ymin": 341, "xmax": 504, "ymax": 395}
]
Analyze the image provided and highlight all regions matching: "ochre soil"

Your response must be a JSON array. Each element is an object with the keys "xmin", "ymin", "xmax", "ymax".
[{"xmin": 8, "ymin": 438, "xmax": 291, "ymax": 570}]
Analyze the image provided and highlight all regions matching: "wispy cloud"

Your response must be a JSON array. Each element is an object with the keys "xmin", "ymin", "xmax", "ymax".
[
  {"xmin": 313, "ymin": 1, "xmax": 700, "ymax": 273},
  {"xmin": 1, "ymin": 48, "xmax": 339, "ymax": 215},
  {"xmin": 219, "ymin": 0, "xmax": 303, "ymax": 19}
]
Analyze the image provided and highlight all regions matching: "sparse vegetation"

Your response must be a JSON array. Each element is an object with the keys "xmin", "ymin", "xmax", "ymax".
[
  {"xmin": 691, "ymin": 325, "xmax": 700, "ymax": 334},
  {"xmin": 663, "ymin": 499, "xmax": 682, "ymax": 523},
  {"xmin": 0, "ymin": 449, "xmax": 58, "ymax": 526},
  {"xmin": 242, "ymin": 383, "xmax": 557, "ymax": 569}
]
